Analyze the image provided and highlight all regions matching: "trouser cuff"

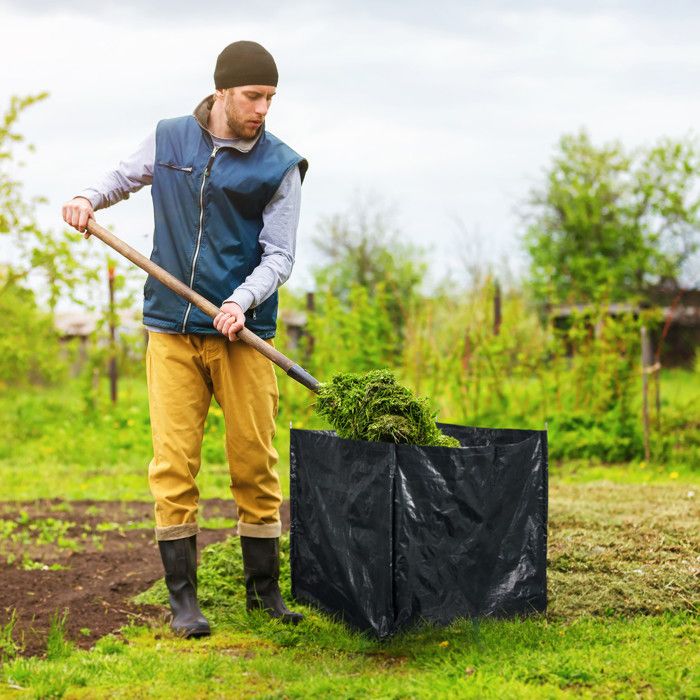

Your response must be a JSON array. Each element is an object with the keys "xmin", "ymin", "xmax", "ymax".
[
  {"xmin": 155, "ymin": 523, "xmax": 200, "ymax": 541},
  {"xmin": 237, "ymin": 521, "xmax": 281, "ymax": 538}
]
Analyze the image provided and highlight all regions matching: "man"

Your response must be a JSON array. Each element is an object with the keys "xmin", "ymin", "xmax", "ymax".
[{"xmin": 62, "ymin": 41, "xmax": 307, "ymax": 637}]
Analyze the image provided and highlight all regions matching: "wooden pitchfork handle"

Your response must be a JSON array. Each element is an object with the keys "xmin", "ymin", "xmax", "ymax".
[{"xmin": 85, "ymin": 219, "xmax": 321, "ymax": 393}]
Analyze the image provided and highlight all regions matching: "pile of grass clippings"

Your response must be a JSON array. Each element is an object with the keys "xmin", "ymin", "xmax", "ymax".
[{"xmin": 315, "ymin": 369, "xmax": 461, "ymax": 447}]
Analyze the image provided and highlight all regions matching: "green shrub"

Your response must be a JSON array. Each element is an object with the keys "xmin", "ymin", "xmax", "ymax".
[{"xmin": 0, "ymin": 279, "xmax": 67, "ymax": 387}]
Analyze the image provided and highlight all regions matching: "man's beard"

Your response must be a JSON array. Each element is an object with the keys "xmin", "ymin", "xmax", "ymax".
[{"xmin": 226, "ymin": 109, "xmax": 262, "ymax": 139}]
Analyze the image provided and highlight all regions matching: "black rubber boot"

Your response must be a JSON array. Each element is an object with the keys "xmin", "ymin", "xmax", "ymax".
[
  {"xmin": 157, "ymin": 535, "xmax": 211, "ymax": 638},
  {"xmin": 240, "ymin": 536, "xmax": 304, "ymax": 624}
]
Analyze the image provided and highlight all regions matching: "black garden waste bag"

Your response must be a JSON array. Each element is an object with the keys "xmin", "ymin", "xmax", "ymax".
[{"xmin": 290, "ymin": 424, "xmax": 548, "ymax": 638}]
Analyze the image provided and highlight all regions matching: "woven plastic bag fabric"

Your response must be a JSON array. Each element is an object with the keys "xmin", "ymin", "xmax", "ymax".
[{"xmin": 290, "ymin": 424, "xmax": 548, "ymax": 638}]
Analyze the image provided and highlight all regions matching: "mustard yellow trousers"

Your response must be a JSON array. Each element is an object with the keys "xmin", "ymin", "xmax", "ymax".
[{"xmin": 146, "ymin": 331, "xmax": 282, "ymax": 541}]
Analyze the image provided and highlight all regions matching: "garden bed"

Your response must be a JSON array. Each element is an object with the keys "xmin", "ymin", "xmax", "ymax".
[{"xmin": 0, "ymin": 498, "xmax": 290, "ymax": 657}]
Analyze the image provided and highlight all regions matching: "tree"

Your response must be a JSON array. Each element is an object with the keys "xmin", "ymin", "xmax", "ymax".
[
  {"xmin": 522, "ymin": 130, "xmax": 700, "ymax": 305},
  {"xmin": 0, "ymin": 93, "xmax": 99, "ymax": 310},
  {"xmin": 0, "ymin": 93, "xmax": 106, "ymax": 385},
  {"xmin": 312, "ymin": 195, "xmax": 427, "ymax": 339},
  {"xmin": 0, "ymin": 273, "xmax": 66, "ymax": 386}
]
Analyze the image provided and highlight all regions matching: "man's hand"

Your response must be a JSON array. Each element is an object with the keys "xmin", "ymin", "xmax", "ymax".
[
  {"xmin": 214, "ymin": 301, "xmax": 246, "ymax": 341},
  {"xmin": 62, "ymin": 197, "xmax": 95, "ymax": 238}
]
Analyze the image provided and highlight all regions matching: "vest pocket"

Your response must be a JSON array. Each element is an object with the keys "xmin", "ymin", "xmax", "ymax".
[{"xmin": 157, "ymin": 161, "xmax": 193, "ymax": 173}]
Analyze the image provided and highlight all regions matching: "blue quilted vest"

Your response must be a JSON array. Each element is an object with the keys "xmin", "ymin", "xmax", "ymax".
[{"xmin": 143, "ymin": 113, "xmax": 307, "ymax": 338}]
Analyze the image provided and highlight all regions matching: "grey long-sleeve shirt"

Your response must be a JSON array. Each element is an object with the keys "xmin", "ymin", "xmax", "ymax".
[{"xmin": 77, "ymin": 129, "xmax": 302, "ymax": 315}]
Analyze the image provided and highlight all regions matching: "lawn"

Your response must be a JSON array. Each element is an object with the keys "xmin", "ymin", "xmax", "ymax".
[
  {"xmin": 1, "ymin": 480, "xmax": 697, "ymax": 698},
  {"xmin": 1, "ymin": 368, "xmax": 698, "ymax": 504},
  {"xmin": 0, "ymin": 370, "xmax": 698, "ymax": 698}
]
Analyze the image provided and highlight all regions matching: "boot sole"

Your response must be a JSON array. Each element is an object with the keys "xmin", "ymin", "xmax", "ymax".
[
  {"xmin": 281, "ymin": 615, "xmax": 303, "ymax": 625},
  {"xmin": 247, "ymin": 606, "xmax": 304, "ymax": 625},
  {"xmin": 185, "ymin": 629, "xmax": 211, "ymax": 638},
  {"xmin": 172, "ymin": 624, "xmax": 211, "ymax": 638}
]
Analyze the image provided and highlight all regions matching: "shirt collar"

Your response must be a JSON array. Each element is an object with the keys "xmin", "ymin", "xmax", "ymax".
[{"xmin": 193, "ymin": 94, "xmax": 262, "ymax": 153}]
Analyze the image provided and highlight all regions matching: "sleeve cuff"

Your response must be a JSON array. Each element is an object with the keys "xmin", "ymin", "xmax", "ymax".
[
  {"xmin": 74, "ymin": 191, "xmax": 102, "ymax": 211},
  {"xmin": 225, "ymin": 288, "xmax": 255, "ymax": 313}
]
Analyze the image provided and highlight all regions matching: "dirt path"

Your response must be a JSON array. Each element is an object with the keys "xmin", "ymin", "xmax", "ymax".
[{"xmin": 0, "ymin": 499, "xmax": 290, "ymax": 657}]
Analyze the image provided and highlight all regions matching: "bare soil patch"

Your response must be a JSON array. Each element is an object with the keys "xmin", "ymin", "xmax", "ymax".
[{"xmin": 0, "ymin": 499, "xmax": 290, "ymax": 657}]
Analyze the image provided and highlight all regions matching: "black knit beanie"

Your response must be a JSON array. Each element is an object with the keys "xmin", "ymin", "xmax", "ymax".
[{"xmin": 214, "ymin": 41, "xmax": 278, "ymax": 89}]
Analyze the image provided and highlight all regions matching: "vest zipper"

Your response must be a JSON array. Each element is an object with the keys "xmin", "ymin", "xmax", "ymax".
[{"xmin": 181, "ymin": 146, "xmax": 219, "ymax": 332}]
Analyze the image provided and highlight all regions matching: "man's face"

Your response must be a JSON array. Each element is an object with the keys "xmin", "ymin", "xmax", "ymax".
[{"xmin": 220, "ymin": 85, "xmax": 276, "ymax": 139}]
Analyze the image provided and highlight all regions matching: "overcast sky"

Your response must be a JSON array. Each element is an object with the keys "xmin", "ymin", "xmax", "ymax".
[{"xmin": 2, "ymin": 0, "xmax": 699, "ymax": 300}]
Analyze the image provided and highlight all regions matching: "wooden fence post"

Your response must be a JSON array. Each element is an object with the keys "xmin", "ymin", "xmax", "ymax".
[
  {"xmin": 640, "ymin": 326, "xmax": 653, "ymax": 461},
  {"xmin": 108, "ymin": 262, "xmax": 118, "ymax": 404},
  {"xmin": 493, "ymin": 278, "xmax": 502, "ymax": 336},
  {"xmin": 305, "ymin": 291, "xmax": 316, "ymax": 357},
  {"xmin": 653, "ymin": 341, "xmax": 662, "ymax": 432}
]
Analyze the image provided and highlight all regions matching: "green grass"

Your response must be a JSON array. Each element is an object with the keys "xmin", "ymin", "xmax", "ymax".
[
  {"xmin": 2, "ymin": 613, "xmax": 696, "ymax": 699},
  {"xmin": 45, "ymin": 613, "xmax": 74, "ymax": 662},
  {"xmin": 552, "ymin": 459, "xmax": 698, "ymax": 484},
  {"xmin": 0, "ymin": 377, "xmax": 301, "ymax": 501},
  {"xmin": 2, "ymin": 481, "xmax": 698, "ymax": 699},
  {"xmin": 1, "ymin": 369, "xmax": 697, "ymax": 503},
  {"xmin": 0, "ymin": 612, "xmax": 19, "ymax": 664},
  {"xmin": 1, "ymin": 370, "xmax": 698, "ymax": 697}
]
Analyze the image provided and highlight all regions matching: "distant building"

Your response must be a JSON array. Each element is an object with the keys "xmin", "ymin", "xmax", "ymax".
[
  {"xmin": 279, "ymin": 309, "xmax": 308, "ymax": 350},
  {"xmin": 53, "ymin": 308, "xmax": 312, "ymax": 369},
  {"xmin": 54, "ymin": 310, "xmax": 144, "ymax": 341},
  {"xmin": 53, "ymin": 310, "xmax": 145, "ymax": 375},
  {"xmin": 548, "ymin": 282, "xmax": 700, "ymax": 367}
]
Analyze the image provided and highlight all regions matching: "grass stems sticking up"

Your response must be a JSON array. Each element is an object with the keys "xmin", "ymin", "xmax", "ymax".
[{"xmin": 315, "ymin": 369, "xmax": 460, "ymax": 447}]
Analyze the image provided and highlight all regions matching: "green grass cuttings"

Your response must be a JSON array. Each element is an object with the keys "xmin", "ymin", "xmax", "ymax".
[{"xmin": 315, "ymin": 369, "xmax": 460, "ymax": 447}]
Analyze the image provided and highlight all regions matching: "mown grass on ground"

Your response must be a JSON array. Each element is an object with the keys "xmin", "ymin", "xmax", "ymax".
[{"xmin": 1, "ymin": 481, "xmax": 698, "ymax": 699}]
